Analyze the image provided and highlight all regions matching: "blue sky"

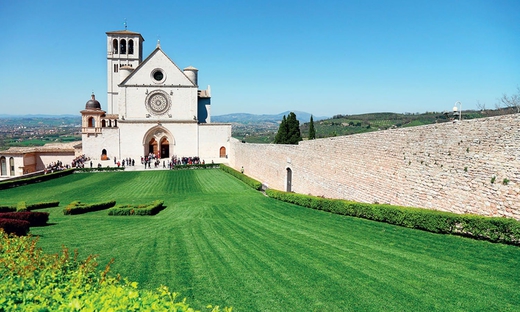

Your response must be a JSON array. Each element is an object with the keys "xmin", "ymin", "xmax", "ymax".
[{"xmin": 0, "ymin": 0, "xmax": 518, "ymax": 117}]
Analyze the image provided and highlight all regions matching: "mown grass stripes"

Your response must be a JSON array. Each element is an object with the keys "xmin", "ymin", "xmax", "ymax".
[{"xmin": 1, "ymin": 169, "xmax": 519, "ymax": 311}]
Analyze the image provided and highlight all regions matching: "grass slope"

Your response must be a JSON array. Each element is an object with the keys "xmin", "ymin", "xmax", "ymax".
[{"xmin": 1, "ymin": 170, "xmax": 519, "ymax": 311}]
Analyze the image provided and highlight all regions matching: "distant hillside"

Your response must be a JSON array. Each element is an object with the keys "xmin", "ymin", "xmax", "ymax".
[{"xmin": 212, "ymin": 111, "xmax": 328, "ymax": 124}]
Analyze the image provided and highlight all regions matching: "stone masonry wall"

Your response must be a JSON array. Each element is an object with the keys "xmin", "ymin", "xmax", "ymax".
[{"xmin": 229, "ymin": 114, "xmax": 520, "ymax": 220}]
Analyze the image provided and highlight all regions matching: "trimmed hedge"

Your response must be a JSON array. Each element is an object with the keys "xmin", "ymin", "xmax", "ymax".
[
  {"xmin": 220, "ymin": 164, "xmax": 262, "ymax": 190},
  {"xmin": 0, "ymin": 212, "xmax": 49, "ymax": 227},
  {"xmin": 108, "ymin": 200, "xmax": 166, "ymax": 216},
  {"xmin": 27, "ymin": 201, "xmax": 60, "ymax": 210},
  {"xmin": 0, "ymin": 169, "xmax": 75, "ymax": 190},
  {"xmin": 0, "ymin": 205, "xmax": 15, "ymax": 213},
  {"xmin": 75, "ymin": 167, "xmax": 126, "ymax": 173},
  {"xmin": 172, "ymin": 163, "xmax": 221, "ymax": 170},
  {"xmin": 266, "ymin": 189, "xmax": 520, "ymax": 245},
  {"xmin": 64, "ymin": 200, "xmax": 116, "ymax": 215},
  {"xmin": 0, "ymin": 219, "xmax": 30, "ymax": 236},
  {"xmin": 0, "ymin": 201, "xmax": 59, "ymax": 213}
]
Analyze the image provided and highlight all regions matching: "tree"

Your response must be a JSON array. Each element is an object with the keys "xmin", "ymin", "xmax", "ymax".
[
  {"xmin": 274, "ymin": 112, "xmax": 302, "ymax": 144},
  {"xmin": 274, "ymin": 115, "xmax": 288, "ymax": 144},
  {"xmin": 498, "ymin": 86, "xmax": 520, "ymax": 113},
  {"xmin": 308, "ymin": 115, "xmax": 316, "ymax": 140}
]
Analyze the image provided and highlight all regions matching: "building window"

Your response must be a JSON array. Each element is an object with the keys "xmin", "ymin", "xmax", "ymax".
[
  {"xmin": 128, "ymin": 39, "xmax": 134, "ymax": 54},
  {"xmin": 0, "ymin": 157, "xmax": 6, "ymax": 176},
  {"xmin": 112, "ymin": 39, "xmax": 118, "ymax": 54},
  {"xmin": 114, "ymin": 64, "xmax": 119, "ymax": 73},
  {"xmin": 9, "ymin": 157, "xmax": 14, "ymax": 176},
  {"xmin": 120, "ymin": 39, "xmax": 126, "ymax": 54},
  {"xmin": 88, "ymin": 117, "xmax": 95, "ymax": 128}
]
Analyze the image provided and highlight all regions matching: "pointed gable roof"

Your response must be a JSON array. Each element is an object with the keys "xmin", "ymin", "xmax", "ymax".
[{"xmin": 119, "ymin": 46, "xmax": 195, "ymax": 87}]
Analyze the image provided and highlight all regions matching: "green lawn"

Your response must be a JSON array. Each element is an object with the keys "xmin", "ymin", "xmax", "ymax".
[{"xmin": 1, "ymin": 170, "xmax": 519, "ymax": 311}]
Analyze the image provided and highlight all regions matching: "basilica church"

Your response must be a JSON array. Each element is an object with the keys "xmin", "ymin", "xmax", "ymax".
[{"xmin": 80, "ymin": 29, "xmax": 231, "ymax": 163}]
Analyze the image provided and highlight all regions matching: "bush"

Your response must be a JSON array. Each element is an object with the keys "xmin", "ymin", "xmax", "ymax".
[
  {"xmin": 220, "ymin": 164, "xmax": 262, "ymax": 190},
  {"xmin": 265, "ymin": 189, "xmax": 520, "ymax": 245},
  {"xmin": 0, "ymin": 169, "xmax": 75, "ymax": 190},
  {"xmin": 0, "ymin": 219, "xmax": 30, "ymax": 236},
  {"xmin": 26, "ymin": 200, "xmax": 60, "ymax": 210},
  {"xmin": 108, "ymin": 200, "xmax": 166, "ymax": 216},
  {"xmin": 172, "ymin": 163, "xmax": 221, "ymax": 170},
  {"xmin": 0, "ymin": 212, "xmax": 49, "ymax": 227},
  {"xmin": 0, "ymin": 205, "xmax": 15, "ymax": 213},
  {"xmin": 16, "ymin": 201, "xmax": 27, "ymax": 212},
  {"xmin": 64, "ymin": 200, "xmax": 116, "ymax": 215},
  {"xmin": 75, "ymin": 167, "xmax": 126, "ymax": 173},
  {"xmin": 0, "ymin": 231, "xmax": 231, "ymax": 311}
]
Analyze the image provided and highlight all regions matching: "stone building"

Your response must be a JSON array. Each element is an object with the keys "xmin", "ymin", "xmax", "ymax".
[
  {"xmin": 0, "ymin": 142, "xmax": 80, "ymax": 180},
  {"xmin": 81, "ymin": 29, "xmax": 231, "ymax": 163}
]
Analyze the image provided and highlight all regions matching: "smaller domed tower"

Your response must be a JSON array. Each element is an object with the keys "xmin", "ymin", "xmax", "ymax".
[{"xmin": 81, "ymin": 93, "xmax": 106, "ymax": 137}]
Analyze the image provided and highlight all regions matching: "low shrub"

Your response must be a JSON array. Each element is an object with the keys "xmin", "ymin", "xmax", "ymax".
[
  {"xmin": 16, "ymin": 201, "xmax": 27, "ymax": 212},
  {"xmin": 0, "ymin": 212, "xmax": 49, "ymax": 227},
  {"xmin": 75, "ymin": 167, "xmax": 126, "ymax": 173},
  {"xmin": 220, "ymin": 164, "xmax": 262, "ymax": 190},
  {"xmin": 108, "ymin": 200, "xmax": 166, "ymax": 216},
  {"xmin": 172, "ymin": 163, "xmax": 221, "ymax": 170},
  {"xmin": 64, "ymin": 200, "xmax": 116, "ymax": 215},
  {"xmin": 26, "ymin": 200, "xmax": 60, "ymax": 210},
  {"xmin": 0, "ymin": 205, "xmax": 15, "ymax": 213},
  {"xmin": 0, "ymin": 169, "xmax": 75, "ymax": 190},
  {"xmin": 266, "ymin": 189, "xmax": 520, "ymax": 245},
  {"xmin": 0, "ymin": 231, "xmax": 231, "ymax": 311},
  {"xmin": 0, "ymin": 219, "xmax": 30, "ymax": 236}
]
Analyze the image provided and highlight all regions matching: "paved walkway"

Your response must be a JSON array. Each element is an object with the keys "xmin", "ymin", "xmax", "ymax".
[{"xmin": 91, "ymin": 159, "xmax": 172, "ymax": 172}]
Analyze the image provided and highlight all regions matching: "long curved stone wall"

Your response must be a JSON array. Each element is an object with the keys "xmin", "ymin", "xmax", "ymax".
[{"xmin": 230, "ymin": 114, "xmax": 520, "ymax": 220}]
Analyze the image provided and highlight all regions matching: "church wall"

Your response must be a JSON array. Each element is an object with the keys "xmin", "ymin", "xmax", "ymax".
[
  {"xmin": 119, "ymin": 87, "xmax": 197, "ymax": 121},
  {"xmin": 199, "ymin": 124, "xmax": 232, "ymax": 163},
  {"xmin": 38, "ymin": 152, "xmax": 75, "ymax": 170},
  {"xmin": 82, "ymin": 129, "xmax": 120, "ymax": 161},
  {"xmin": 230, "ymin": 114, "xmax": 520, "ymax": 220},
  {"xmin": 117, "ymin": 122, "xmax": 200, "ymax": 159}
]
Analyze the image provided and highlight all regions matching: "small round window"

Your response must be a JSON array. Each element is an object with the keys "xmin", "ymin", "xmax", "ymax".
[
  {"xmin": 153, "ymin": 71, "xmax": 164, "ymax": 81},
  {"xmin": 151, "ymin": 69, "xmax": 166, "ymax": 83}
]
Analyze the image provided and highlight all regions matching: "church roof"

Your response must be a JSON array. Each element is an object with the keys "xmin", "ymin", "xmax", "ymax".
[
  {"xmin": 106, "ymin": 30, "xmax": 145, "ymax": 41},
  {"xmin": 85, "ymin": 94, "xmax": 101, "ymax": 110},
  {"xmin": 118, "ymin": 47, "xmax": 196, "ymax": 87},
  {"xmin": 1, "ymin": 141, "xmax": 80, "ymax": 155}
]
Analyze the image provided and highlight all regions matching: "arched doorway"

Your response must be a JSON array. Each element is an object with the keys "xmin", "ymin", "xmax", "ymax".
[
  {"xmin": 101, "ymin": 149, "xmax": 108, "ymax": 160},
  {"xmin": 160, "ymin": 138, "xmax": 170, "ymax": 158},
  {"xmin": 219, "ymin": 146, "xmax": 226, "ymax": 158},
  {"xmin": 143, "ymin": 126, "xmax": 174, "ymax": 159},
  {"xmin": 148, "ymin": 138, "xmax": 158, "ymax": 157},
  {"xmin": 286, "ymin": 168, "xmax": 292, "ymax": 192}
]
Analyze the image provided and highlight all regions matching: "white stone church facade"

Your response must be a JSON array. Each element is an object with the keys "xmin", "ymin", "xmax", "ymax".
[{"xmin": 81, "ymin": 29, "xmax": 231, "ymax": 163}]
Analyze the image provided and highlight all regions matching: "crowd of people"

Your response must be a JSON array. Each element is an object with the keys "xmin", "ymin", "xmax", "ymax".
[
  {"xmin": 71, "ymin": 154, "xmax": 89, "ymax": 168},
  {"xmin": 114, "ymin": 157, "xmax": 135, "ymax": 167}
]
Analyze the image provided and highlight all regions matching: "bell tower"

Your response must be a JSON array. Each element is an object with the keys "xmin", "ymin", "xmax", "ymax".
[{"xmin": 106, "ymin": 28, "xmax": 144, "ymax": 115}]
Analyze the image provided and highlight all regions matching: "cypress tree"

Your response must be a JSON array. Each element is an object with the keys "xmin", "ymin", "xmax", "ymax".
[
  {"xmin": 285, "ymin": 112, "xmax": 302, "ymax": 144},
  {"xmin": 274, "ymin": 115, "xmax": 288, "ymax": 144},
  {"xmin": 308, "ymin": 115, "xmax": 316, "ymax": 140}
]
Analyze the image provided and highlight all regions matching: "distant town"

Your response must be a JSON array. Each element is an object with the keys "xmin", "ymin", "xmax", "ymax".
[{"xmin": 0, "ymin": 107, "xmax": 517, "ymax": 150}]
